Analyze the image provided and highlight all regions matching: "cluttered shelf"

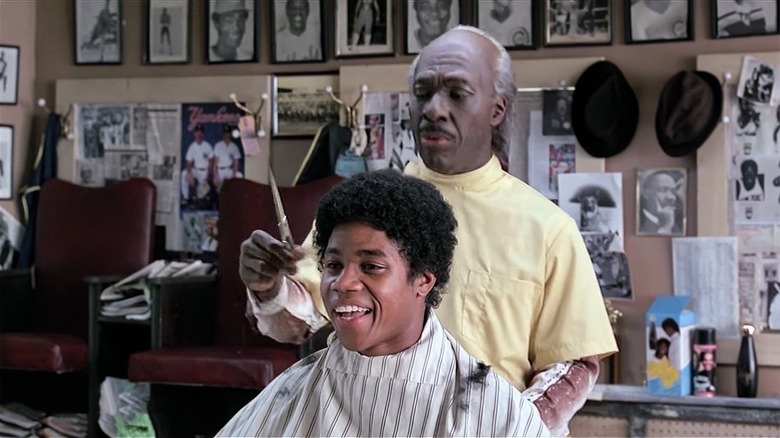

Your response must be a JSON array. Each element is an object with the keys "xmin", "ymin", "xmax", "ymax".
[
  {"xmin": 579, "ymin": 384, "xmax": 780, "ymax": 435},
  {"xmin": 588, "ymin": 384, "xmax": 780, "ymax": 410}
]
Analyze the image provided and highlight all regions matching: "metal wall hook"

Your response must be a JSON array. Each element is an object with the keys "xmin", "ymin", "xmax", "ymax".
[
  {"xmin": 324, "ymin": 84, "xmax": 368, "ymax": 131},
  {"xmin": 38, "ymin": 98, "xmax": 75, "ymax": 139},
  {"xmin": 229, "ymin": 92, "xmax": 269, "ymax": 137}
]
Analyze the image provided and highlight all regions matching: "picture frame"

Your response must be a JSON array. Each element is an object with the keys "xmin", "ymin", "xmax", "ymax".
[
  {"xmin": 636, "ymin": 168, "xmax": 687, "ymax": 237},
  {"xmin": 0, "ymin": 125, "xmax": 13, "ymax": 200},
  {"xmin": 206, "ymin": 0, "xmax": 258, "ymax": 64},
  {"xmin": 270, "ymin": 0, "xmax": 326, "ymax": 64},
  {"xmin": 711, "ymin": 0, "xmax": 779, "ymax": 39},
  {"xmin": 145, "ymin": 0, "xmax": 191, "ymax": 64},
  {"xmin": 74, "ymin": 0, "xmax": 123, "ymax": 65},
  {"xmin": 0, "ymin": 45, "xmax": 20, "ymax": 106},
  {"xmin": 625, "ymin": 0, "xmax": 694, "ymax": 44},
  {"xmin": 405, "ymin": 0, "xmax": 463, "ymax": 54},
  {"xmin": 474, "ymin": 0, "xmax": 536, "ymax": 50},
  {"xmin": 272, "ymin": 73, "xmax": 340, "ymax": 138},
  {"xmin": 335, "ymin": 0, "xmax": 395, "ymax": 58},
  {"xmin": 543, "ymin": 0, "xmax": 612, "ymax": 47}
]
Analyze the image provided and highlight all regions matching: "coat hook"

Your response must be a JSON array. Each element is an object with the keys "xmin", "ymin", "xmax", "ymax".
[
  {"xmin": 324, "ymin": 85, "xmax": 369, "ymax": 154},
  {"xmin": 229, "ymin": 92, "xmax": 269, "ymax": 138},
  {"xmin": 721, "ymin": 71, "xmax": 732, "ymax": 87}
]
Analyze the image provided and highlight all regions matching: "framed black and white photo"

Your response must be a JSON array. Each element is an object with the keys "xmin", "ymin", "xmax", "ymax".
[
  {"xmin": 146, "ymin": 0, "xmax": 190, "ymax": 64},
  {"xmin": 206, "ymin": 0, "xmax": 257, "ymax": 64},
  {"xmin": 272, "ymin": 74, "xmax": 340, "ymax": 138},
  {"xmin": 0, "ymin": 45, "xmax": 19, "ymax": 106},
  {"xmin": 636, "ymin": 168, "xmax": 686, "ymax": 236},
  {"xmin": 271, "ymin": 0, "xmax": 325, "ymax": 63},
  {"xmin": 712, "ymin": 0, "xmax": 779, "ymax": 39},
  {"xmin": 474, "ymin": 0, "xmax": 536, "ymax": 49},
  {"xmin": 737, "ymin": 55, "xmax": 780, "ymax": 107},
  {"xmin": 544, "ymin": 0, "xmax": 612, "ymax": 47},
  {"xmin": 335, "ymin": 0, "xmax": 395, "ymax": 57},
  {"xmin": 625, "ymin": 0, "xmax": 693, "ymax": 44},
  {"xmin": 0, "ymin": 125, "xmax": 12, "ymax": 200},
  {"xmin": 405, "ymin": 0, "xmax": 463, "ymax": 54},
  {"xmin": 74, "ymin": 0, "xmax": 122, "ymax": 65}
]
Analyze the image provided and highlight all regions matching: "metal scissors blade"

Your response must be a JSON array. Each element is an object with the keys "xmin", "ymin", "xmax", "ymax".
[{"xmin": 269, "ymin": 168, "xmax": 294, "ymax": 246}]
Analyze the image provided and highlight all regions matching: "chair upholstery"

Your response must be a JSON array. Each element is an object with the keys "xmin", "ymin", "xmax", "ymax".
[
  {"xmin": 0, "ymin": 178, "xmax": 156, "ymax": 373},
  {"xmin": 128, "ymin": 175, "xmax": 343, "ymax": 389}
]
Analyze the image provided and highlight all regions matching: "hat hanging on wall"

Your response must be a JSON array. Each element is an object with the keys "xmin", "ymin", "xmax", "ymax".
[
  {"xmin": 572, "ymin": 60, "xmax": 639, "ymax": 158},
  {"xmin": 655, "ymin": 70, "xmax": 723, "ymax": 158}
]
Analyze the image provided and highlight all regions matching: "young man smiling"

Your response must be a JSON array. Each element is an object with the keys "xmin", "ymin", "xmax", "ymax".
[{"xmin": 219, "ymin": 171, "xmax": 550, "ymax": 437}]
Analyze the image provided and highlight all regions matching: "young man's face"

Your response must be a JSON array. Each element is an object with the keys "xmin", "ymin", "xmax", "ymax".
[
  {"xmin": 286, "ymin": 0, "xmax": 310, "ymax": 33},
  {"xmin": 415, "ymin": 0, "xmax": 451, "ymax": 39},
  {"xmin": 320, "ymin": 222, "xmax": 434, "ymax": 356},
  {"xmin": 214, "ymin": 10, "xmax": 247, "ymax": 48}
]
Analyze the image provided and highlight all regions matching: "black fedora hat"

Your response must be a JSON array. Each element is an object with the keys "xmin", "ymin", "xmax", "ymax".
[
  {"xmin": 572, "ymin": 61, "xmax": 639, "ymax": 158},
  {"xmin": 656, "ymin": 70, "xmax": 723, "ymax": 157}
]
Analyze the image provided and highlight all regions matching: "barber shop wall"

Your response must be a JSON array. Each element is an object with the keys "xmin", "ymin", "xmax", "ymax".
[
  {"xmin": 0, "ymin": 0, "xmax": 36, "ymax": 219},
  {"xmin": 33, "ymin": 1, "xmax": 780, "ymax": 393}
]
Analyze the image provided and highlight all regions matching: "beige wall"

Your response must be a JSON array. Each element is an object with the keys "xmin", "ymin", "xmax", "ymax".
[
  {"xmin": 30, "ymin": 1, "xmax": 780, "ymax": 393},
  {"xmin": 0, "ymin": 0, "xmax": 36, "ymax": 219}
]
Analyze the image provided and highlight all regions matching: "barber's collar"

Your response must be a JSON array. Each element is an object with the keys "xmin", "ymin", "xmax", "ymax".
[
  {"xmin": 417, "ymin": 155, "xmax": 504, "ymax": 191},
  {"xmin": 642, "ymin": 208, "xmax": 659, "ymax": 225}
]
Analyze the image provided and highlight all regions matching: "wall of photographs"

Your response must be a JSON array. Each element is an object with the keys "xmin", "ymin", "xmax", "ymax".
[{"xmin": 7, "ymin": 0, "xmax": 780, "ymax": 392}]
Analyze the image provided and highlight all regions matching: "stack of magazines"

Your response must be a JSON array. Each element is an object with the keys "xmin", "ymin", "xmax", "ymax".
[
  {"xmin": 100, "ymin": 260, "xmax": 215, "ymax": 321},
  {"xmin": 0, "ymin": 404, "xmax": 87, "ymax": 438}
]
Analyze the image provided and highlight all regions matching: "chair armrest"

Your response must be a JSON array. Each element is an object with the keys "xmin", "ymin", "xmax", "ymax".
[
  {"xmin": 149, "ymin": 275, "xmax": 218, "ymax": 348},
  {"xmin": 0, "ymin": 269, "xmax": 34, "ymax": 332}
]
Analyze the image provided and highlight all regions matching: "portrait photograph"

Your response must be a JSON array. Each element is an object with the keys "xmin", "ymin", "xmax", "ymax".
[
  {"xmin": 146, "ymin": 0, "xmax": 190, "ymax": 64},
  {"xmin": 271, "ymin": 0, "xmax": 325, "ymax": 63},
  {"xmin": 207, "ymin": 0, "xmax": 257, "ymax": 64},
  {"xmin": 0, "ymin": 45, "xmax": 19, "ymax": 105},
  {"xmin": 636, "ymin": 168, "xmax": 686, "ymax": 236},
  {"xmin": 0, "ymin": 125, "xmax": 12, "ymax": 200},
  {"xmin": 74, "ymin": 0, "xmax": 122, "ymax": 65},
  {"xmin": 542, "ymin": 89, "xmax": 574, "ymax": 136},
  {"xmin": 335, "ymin": 0, "xmax": 394, "ymax": 57},
  {"xmin": 474, "ymin": 0, "xmax": 536, "ymax": 50},
  {"xmin": 405, "ymin": 0, "xmax": 462, "ymax": 54},
  {"xmin": 544, "ymin": 0, "xmax": 612, "ymax": 47},
  {"xmin": 712, "ymin": 0, "xmax": 779, "ymax": 39},
  {"xmin": 625, "ymin": 0, "xmax": 694, "ymax": 44},
  {"xmin": 737, "ymin": 55, "xmax": 780, "ymax": 107},
  {"xmin": 272, "ymin": 74, "xmax": 340, "ymax": 138}
]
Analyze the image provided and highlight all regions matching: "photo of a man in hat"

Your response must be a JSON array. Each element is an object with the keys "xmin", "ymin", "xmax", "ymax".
[
  {"xmin": 181, "ymin": 123, "xmax": 214, "ymax": 204},
  {"xmin": 637, "ymin": 168, "xmax": 685, "ymax": 236},
  {"xmin": 212, "ymin": 124, "xmax": 244, "ymax": 192},
  {"xmin": 208, "ymin": 0, "xmax": 255, "ymax": 62}
]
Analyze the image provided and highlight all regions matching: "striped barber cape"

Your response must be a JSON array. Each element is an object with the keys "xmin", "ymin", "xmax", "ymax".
[{"xmin": 217, "ymin": 312, "xmax": 550, "ymax": 437}]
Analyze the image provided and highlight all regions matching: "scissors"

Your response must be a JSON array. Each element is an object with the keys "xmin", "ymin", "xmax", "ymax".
[{"xmin": 269, "ymin": 168, "xmax": 294, "ymax": 248}]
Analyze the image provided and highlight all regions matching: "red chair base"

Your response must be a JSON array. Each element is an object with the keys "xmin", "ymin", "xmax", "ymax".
[
  {"xmin": 128, "ymin": 347, "xmax": 299, "ymax": 390},
  {"xmin": 0, "ymin": 333, "xmax": 88, "ymax": 373}
]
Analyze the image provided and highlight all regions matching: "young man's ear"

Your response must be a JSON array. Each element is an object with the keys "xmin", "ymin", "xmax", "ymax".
[
  {"xmin": 415, "ymin": 272, "xmax": 436, "ymax": 299},
  {"xmin": 490, "ymin": 96, "xmax": 508, "ymax": 128}
]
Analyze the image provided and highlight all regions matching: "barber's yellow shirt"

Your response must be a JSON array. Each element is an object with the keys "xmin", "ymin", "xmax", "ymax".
[{"xmin": 296, "ymin": 156, "xmax": 617, "ymax": 389}]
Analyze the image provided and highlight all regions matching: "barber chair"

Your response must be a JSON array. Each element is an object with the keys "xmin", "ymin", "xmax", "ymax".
[
  {"xmin": 127, "ymin": 175, "xmax": 343, "ymax": 437},
  {"xmin": 0, "ymin": 178, "xmax": 156, "ymax": 434}
]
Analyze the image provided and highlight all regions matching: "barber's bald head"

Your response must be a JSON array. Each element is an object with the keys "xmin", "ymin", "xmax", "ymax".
[{"xmin": 408, "ymin": 26, "xmax": 516, "ymax": 174}]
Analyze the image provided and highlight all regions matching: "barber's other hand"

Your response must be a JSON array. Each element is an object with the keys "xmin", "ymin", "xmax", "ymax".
[{"xmin": 239, "ymin": 230, "xmax": 306, "ymax": 299}]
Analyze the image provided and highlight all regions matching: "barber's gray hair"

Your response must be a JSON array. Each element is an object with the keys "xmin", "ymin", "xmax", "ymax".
[{"xmin": 407, "ymin": 25, "xmax": 516, "ymax": 159}]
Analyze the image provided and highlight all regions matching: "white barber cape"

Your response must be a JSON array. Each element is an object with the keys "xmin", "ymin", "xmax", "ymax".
[{"xmin": 217, "ymin": 312, "xmax": 550, "ymax": 437}]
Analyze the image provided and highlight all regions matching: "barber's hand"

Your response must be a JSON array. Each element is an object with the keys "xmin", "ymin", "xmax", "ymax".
[{"xmin": 239, "ymin": 230, "xmax": 306, "ymax": 300}]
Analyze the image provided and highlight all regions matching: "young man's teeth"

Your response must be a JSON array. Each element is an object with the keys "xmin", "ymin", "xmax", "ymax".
[{"xmin": 335, "ymin": 305, "xmax": 369, "ymax": 313}]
